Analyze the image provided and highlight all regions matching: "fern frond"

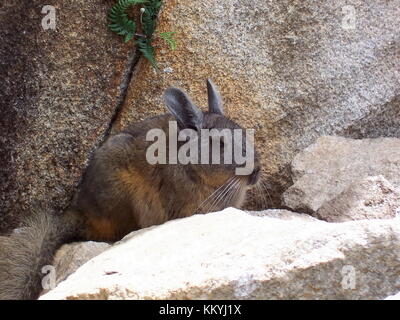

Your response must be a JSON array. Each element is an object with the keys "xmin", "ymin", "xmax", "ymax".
[
  {"xmin": 108, "ymin": 0, "xmax": 170, "ymax": 68},
  {"xmin": 108, "ymin": 0, "xmax": 148, "ymax": 42},
  {"xmin": 141, "ymin": 0, "xmax": 162, "ymax": 37},
  {"xmin": 136, "ymin": 38, "xmax": 157, "ymax": 68}
]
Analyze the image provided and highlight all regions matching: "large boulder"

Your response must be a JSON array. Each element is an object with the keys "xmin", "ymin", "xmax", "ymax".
[
  {"xmin": 113, "ymin": 0, "xmax": 400, "ymax": 207},
  {"xmin": 41, "ymin": 208, "xmax": 400, "ymax": 300},
  {"xmin": 0, "ymin": 1, "xmax": 136, "ymax": 232},
  {"xmin": 317, "ymin": 175, "xmax": 400, "ymax": 222},
  {"xmin": 282, "ymin": 136, "xmax": 400, "ymax": 219}
]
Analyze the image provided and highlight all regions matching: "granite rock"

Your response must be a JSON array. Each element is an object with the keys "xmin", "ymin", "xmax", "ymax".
[
  {"xmin": 41, "ymin": 208, "xmax": 400, "ymax": 300},
  {"xmin": 0, "ymin": 0, "xmax": 136, "ymax": 232},
  {"xmin": 282, "ymin": 136, "xmax": 400, "ymax": 215}
]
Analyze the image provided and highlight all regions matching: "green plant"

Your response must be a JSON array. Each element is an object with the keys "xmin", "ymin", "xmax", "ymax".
[
  {"xmin": 159, "ymin": 32, "xmax": 177, "ymax": 50},
  {"xmin": 108, "ymin": 0, "xmax": 176, "ymax": 68}
]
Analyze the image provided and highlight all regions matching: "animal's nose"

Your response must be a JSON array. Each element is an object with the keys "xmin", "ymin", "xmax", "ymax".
[{"xmin": 248, "ymin": 166, "xmax": 261, "ymax": 185}]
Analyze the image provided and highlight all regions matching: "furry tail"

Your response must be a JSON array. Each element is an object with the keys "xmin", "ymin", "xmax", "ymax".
[{"xmin": 0, "ymin": 209, "xmax": 84, "ymax": 300}]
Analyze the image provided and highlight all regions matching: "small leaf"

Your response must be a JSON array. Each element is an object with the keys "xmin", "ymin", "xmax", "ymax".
[
  {"xmin": 159, "ymin": 31, "xmax": 177, "ymax": 50},
  {"xmin": 136, "ymin": 38, "xmax": 158, "ymax": 68},
  {"xmin": 125, "ymin": 33, "xmax": 134, "ymax": 42}
]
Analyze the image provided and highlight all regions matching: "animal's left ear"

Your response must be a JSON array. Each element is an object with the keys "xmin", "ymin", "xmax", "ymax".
[
  {"xmin": 164, "ymin": 87, "xmax": 204, "ymax": 131},
  {"xmin": 207, "ymin": 79, "xmax": 224, "ymax": 115}
]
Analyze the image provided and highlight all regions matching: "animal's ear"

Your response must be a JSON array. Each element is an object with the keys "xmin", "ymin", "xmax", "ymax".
[
  {"xmin": 164, "ymin": 87, "xmax": 203, "ymax": 131},
  {"xmin": 207, "ymin": 79, "xmax": 224, "ymax": 115}
]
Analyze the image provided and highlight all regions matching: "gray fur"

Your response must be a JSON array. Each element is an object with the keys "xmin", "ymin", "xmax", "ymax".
[
  {"xmin": 0, "ymin": 210, "xmax": 83, "ymax": 299},
  {"xmin": 164, "ymin": 87, "xmax": 204, "ymax": 131},
  {"xmin": 207, "ymin": 79, "xmax": 224, "ymax": 115}
]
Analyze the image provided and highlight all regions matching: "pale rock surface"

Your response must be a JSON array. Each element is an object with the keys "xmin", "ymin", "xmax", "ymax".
[
  {"xmin": 53, "ymin": 242, "xmax": 111, "ymax": 285},
  {"xmin": 317, "ymin": 175, "xmax": 400, "ymax": 222},
  {"xmin": 41, "ymin": 208, "xmax": 400, "ymax": 300},
  {"xmin": 40, "ymin": 241, "xmax": 110, "ymax": 296},
  {"xmin": 283, "ymin": 136, "xmax": 400, "ymax": 215},
  {"xmin": 385, "ymin": 292, "xmax": 400, "ymax": 300}
]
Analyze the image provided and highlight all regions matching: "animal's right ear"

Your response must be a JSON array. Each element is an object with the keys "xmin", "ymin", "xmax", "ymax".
[{"xmin": 163, "ymin": 87, "xmax": 204, "ymax": 131}]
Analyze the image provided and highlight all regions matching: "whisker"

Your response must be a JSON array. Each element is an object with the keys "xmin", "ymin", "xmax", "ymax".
[
  {"xmin": 213, "ymin": 177, "xmax": 241, "ymax": 211},
  {"xmin": 259, "ymin": 183, "xmax": 268, "ymax": 209},
  {"xmin": 194, "ymin": 176, "xmax": 235, "ymax": 214},
  {"xmin": 253, "ymin": 183, "xmax": 262, "ymax": 210},
  {"xmin": 202, "ymin": 176, "xmax": 239, "ymax": 213},
  {"xmin": 261, "ymin": 180, "xmax": 273, "ymax": 208},
  {"xmin": 225, "ymin": 178, "xmax": 244, "ymax": 209}
]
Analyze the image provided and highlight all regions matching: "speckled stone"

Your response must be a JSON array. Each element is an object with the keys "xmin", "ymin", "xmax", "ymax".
[
  {"xmin": 317, "ymin": 175, "xmax": 400, "ymax": 222},
  {"xmin": 113, "ymin": 0, "xmax": 400, "ymax": 208},
  {"xmin": 48, "ymin": 241, "xmax": 110, "ymax": 292},
  {"xmin": 0, "ymin": 1, "xmax": 135, "ymax": 232},
  {"xmin": 282, "ymin": 136, "xmax": 400, "ymax": 215},
  {"xmin": 40, "ymin": 208, "xmax": 400, "ymax": 300}
]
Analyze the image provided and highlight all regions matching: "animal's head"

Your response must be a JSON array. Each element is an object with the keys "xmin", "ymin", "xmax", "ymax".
[{"xmin": 163, "ymin": 79, "xmax": 261, "ymax": 211}]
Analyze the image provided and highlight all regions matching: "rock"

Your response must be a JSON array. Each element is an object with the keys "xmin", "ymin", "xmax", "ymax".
[
  {"xmin": 385, "ymin": 292, "xmax": 400, "ymax": 300},
  {"xmin": 112, "ymin": 0, "xmax": 400, "ymax": 207},
  {"xmin": 41, "ymin": 208, "xmax": 400, "ymax": 300},
  {"xmin": 317, "ymin": 176, "xmax": 400, "ymax": 222},
  {"xmin": 50, "ymin": 241, "xmax": 110, "ymax": 288},
  {"xmin": 0, "ymin": 1, "xmax": 136, "ymax": 232},
  {"xmin": 283, "ymin": 136, "xmax": 400, "ymax": 215}
]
